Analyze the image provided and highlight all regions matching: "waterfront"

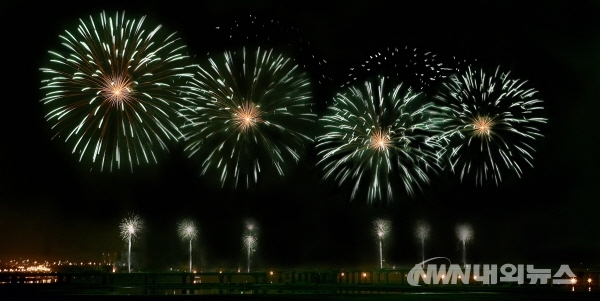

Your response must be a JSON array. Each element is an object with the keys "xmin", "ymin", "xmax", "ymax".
[{"xmin": 2, "ymin": 268, "xmax": 600, "ymax": 300}]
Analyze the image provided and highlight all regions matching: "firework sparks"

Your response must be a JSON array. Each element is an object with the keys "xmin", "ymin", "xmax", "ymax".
[
  {"xmin": 178, "ymin": 220, "xmax": 198, "ymax": 241},
  {"xmin": 244, "ymin": 219, "xmax": 259, "ymax": 233},
  {"xmin": 215, "ymin": 14, "xmax": 332, "ymax": 86},
  {"xmin": 180, "ymin": 47, "xmax": 315, "ymax": 188},
  {"xmin": 342, "ymin": 46, "xmax": 464, "ymax": 92},
  {"xmin": 471, "ymin": 115, "xmax": 495, "ymax": 138},
  {"xmin": 433, "ymin": 66, "xmax": 547, "ymax": 185},
  {"xmin": 120, "ymin": 214, "xmax": 143, "ymax": 242},
  {"xmin": 456, "ymin": 223, "xmax": 474, "ymax": 243},
  {"xmin": 243, "ymin": 234, "xmax": 258, "ymax": 252},
  {"xmin": 415, "ymin": 220, "xmax": 430, "ymax": 241},
  {"xmin": 373, "ymin": 218, "xmax": 391, "ymax": 240},
  {"xmin": 40, "ymin": 11, "xmax": 194, "ymax": 171},
  {"xmin": 119, "ymin": 213, "xmax": 143, "ymax": 273},
  {"xmin": 317, "ymin": 77, "xmax": 441, "ymax": 203}
]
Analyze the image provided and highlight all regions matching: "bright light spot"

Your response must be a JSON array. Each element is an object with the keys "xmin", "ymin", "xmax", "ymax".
[
  {"xmin": 370, "ymin": 128, "xmax": 391, "ymax": 151},
  {"xmin": 234, "ymin": 102, "xmax": 262, "ymax": 132},
  {"xmin": 102, "ymin": 74, "xmax": 132, "ymax": 105},
  {"xmin": 471, "ymin": 115, "xmax": 494, "ymax": 138}
]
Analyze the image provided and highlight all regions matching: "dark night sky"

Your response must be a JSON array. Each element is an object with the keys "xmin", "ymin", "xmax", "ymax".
[{"xmin": 1, "ymin": 0, "xmax": 599, "ymax": 271}]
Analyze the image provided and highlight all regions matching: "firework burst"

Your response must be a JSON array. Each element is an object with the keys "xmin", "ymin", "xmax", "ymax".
[
  {"xmin": 178, "ymin": 219, "xmax": 198, "ymax": 241},
  {"xmin": 433, "ymin": 66, "xmax": 547, "ymax": 185},
  {"xmin": 455, "ymin": 223, "xmax": 474, "ymax": 243},
  {"xmin": 373, "ymin": 218, "xmax": 392, "ymax": 240},
  {"xmin": 180, "ymin": 47, "xmax": 315, "ymax": 188},
  {"xmin": 317, "ymin": 77, "xmax": 441, "ymax": 203},
  {"xmin": 120, "ymin": 213, "xmax": 143, "ymax": 242},
  {"xmin": 40, "ymin": 11, "xmax": 194, "ymax": 171},
  {"xmin": 415, "ymin": 220, "xmax": 430, "ymax": 241}
]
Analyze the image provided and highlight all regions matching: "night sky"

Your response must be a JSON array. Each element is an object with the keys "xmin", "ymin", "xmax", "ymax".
[{"xmin": 1, "ymin": 0, "xmax": 599, "ymax": 271}]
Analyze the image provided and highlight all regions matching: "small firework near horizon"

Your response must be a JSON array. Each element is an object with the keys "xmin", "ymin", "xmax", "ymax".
[
  {"xmin": 373, "ymin": 218, "xmax": 391, "ymax": 241},
  {"xmin": 180, "ymin": 47, "xmax": 315, "ymax": 188},
  {"xmin": 415, "ymin": 220, "xmax": 430, "ymax": 264},
  {"xmin": 415, "ymin": 220, "xmax": 430, "ymax": 241},
  {"xmin": 178, "ymin": 219, "xmax": 198, "ymax": 241},
  {"xmin": 455, "ymin": 223, "xmax": 473, "ymax": 267},
  {"xmin": 317, "ymin": 77, "xmax": 441, "ymax": 203},
  {"xmin": 433, "ymin": 66, "xmax": 547, "ymax": 185},
  {"xmin": 373, "ymin": 218, "xmax": 391, "ymax": 269},
  {"xmin": 40, "ymin": 11, "xmax": 194, "ymax": 172},
  {"xmin": 120, "ymin": 213, "xmax": 144, "ymax": 242},
  {"xmin": 178, "ymin": 219, "xmax": 198, "ymax": 273},
  {"xmin": 120, "ymin": 213, "xmax": 143, "ymax": 273},
  {"xmin": 455, "ymin": 223, "xmax": 474, "ymax": 243},
  {"xmin": 243, "ymin": 219, "xmax": 259, "ymax": 273}
]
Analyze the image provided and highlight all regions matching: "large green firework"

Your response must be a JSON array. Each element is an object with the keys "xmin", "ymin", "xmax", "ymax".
[
  {"xmin": 40, "ymin": 11, "xmax": 194, "ymax": 171},
  {"xmin": 179, "ymin": 47, "xmax": 315, "ymax": 188},
  {"xmin": 433, "ymin": 66, "xmax": 547, "ymax": 185},
  {"xmin": 317, "ymin": 77, "xmax": 441, "ymax": 203}
]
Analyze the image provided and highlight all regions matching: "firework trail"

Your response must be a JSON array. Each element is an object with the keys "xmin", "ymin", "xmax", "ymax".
[
  {"xmin": 373, "ymin": 218, "xmax": 391, "ymax": 269},
  {"xmin": 414, "ymin": 220, "xmax": 430, "ymax": 264},
  {"xmin": 180, "ymin": 47, "xmax": 315, "ymax": 188},
  {"xmin": 455, "ymin": 223, "xmax": 473, "ymax": 267},
  {"xmin": 178, "ymin": 219, "xmax": 198, "ymax": 273},
  {"xmin": 120, "ymin": 213, "xmax": 143, "ymax": 273},
  {"xmin": 40, "ymin": 11, "xmax": 194, "ymax": 171},
  {"xmin": 433, "ymin": 66, "xmax": 547, "ymax": 185},
  {"xmin": 317, "ymin": 77, "xmax": 441, "ymax": 203}
]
